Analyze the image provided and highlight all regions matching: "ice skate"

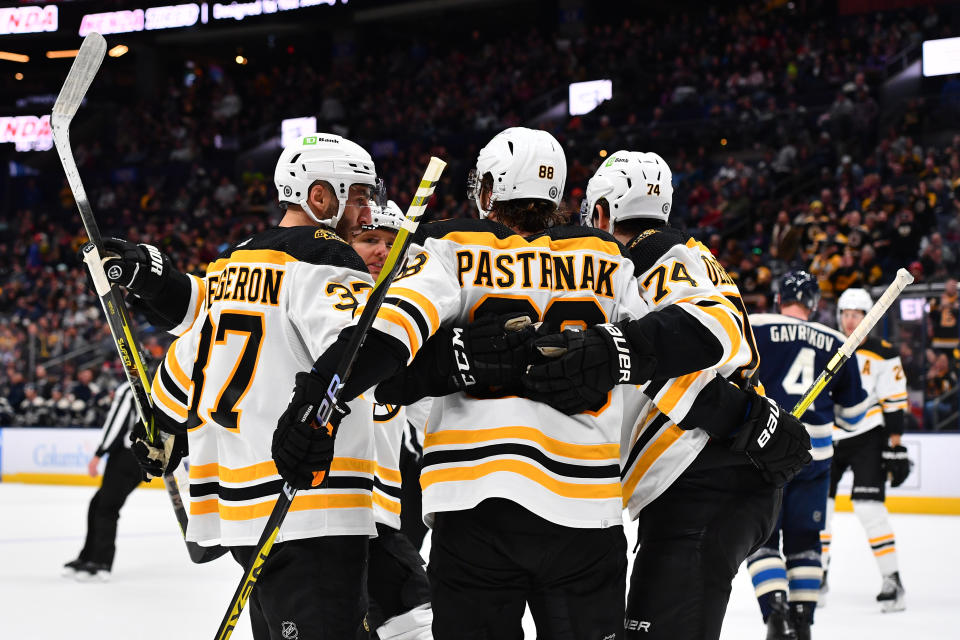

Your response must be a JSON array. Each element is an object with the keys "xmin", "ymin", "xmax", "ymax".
[
  {"xmin": 74, "ymin": 561, "xmax": 111, "ymax": 583},
  {"xmin": 790, "ymin": 602, "xmax": 812, "ymax": 640},
  {"xmin": 61, "ymin": 558, "xmax": 84, "ymax": 578},
  {"xmin": 877, "ymin": 572, "xmax": 905, "ymax": 612},
  {"xmin": 765, "ymin": 592, "xmax": 797, "ymax": 640}
]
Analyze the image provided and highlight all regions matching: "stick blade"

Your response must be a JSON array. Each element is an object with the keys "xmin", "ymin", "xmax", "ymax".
[{"xmin": 52, "ymin": 33, "xmax": 107, "ymax": 122}]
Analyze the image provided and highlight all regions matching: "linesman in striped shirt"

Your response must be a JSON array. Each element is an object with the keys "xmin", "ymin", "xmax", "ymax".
[{"xmin": 62, "ymin": 380, "xmax": 142, "ymax": 582}]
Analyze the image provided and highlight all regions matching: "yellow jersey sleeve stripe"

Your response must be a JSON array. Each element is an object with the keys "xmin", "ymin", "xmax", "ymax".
[
  {"xmin": 696, "ymin": 305, "xmax": 743, "ymax": 364},
  {"xmin": 372, "ymin": 492, "xmax": 402, "ymax": 515},
  {"xmin": 178, "ymin": 274, "xmax": 206, "ymax": 336},
  {"xmin": 206, "ymin": 249, "xmax": 299, "ymax": 273},
  {"xmin": 424, "ymin": 426, "xmax": 620, "ymax": 461},
  {"xmin": 654, "ymin": 373, "xmax": 702, "ymax": 417},
  {"xmin": 881, "ymin": 393, "xmax": 908, "ymax": 401},
  {"xmin": 377, "ymin": 306, "xmax": 422, "ymax": 355},
  {"xmin": 420, "ymin": 458, "xmax": 622, "ymax": 500},
  {"xmin": 375, "ymin": 464, "xmax": 402, "ymax": 484},
  {"xmin": 869, "ymin": 533, "xmax": 895, "ymax": 544},
  {"xmin": 622, "ymin": 425, "xmax": 684, "ymax": 505},
  {"xmin": 152, "ymin": 371, "xmax": 188, "ymax": 420},
  {"xmin": 166, "ymin": 340, "xmax": 194, "ymax": 390},
  {"xmin": 389, "ymin": 287, "xmax": 440, "ymax": 333}
]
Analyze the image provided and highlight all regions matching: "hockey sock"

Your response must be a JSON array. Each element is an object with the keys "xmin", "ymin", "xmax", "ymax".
[
  {"xmin": 852, "ymin": 499, "xmax": 899, "ymax": 576},
  {"xmin": 747, "ymin": 547, "xmax": 788, "ymax": 621},
  {"xmin": 820, "ymin": 497, "xmax": 835, "ymax": 572}
]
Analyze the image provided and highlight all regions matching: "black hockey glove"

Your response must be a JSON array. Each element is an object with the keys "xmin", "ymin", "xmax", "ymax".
[
  {"xmin": 99, "ymin": 237, "xmax": 178, "ymax": 299},
  {"xmin": 882, "ymin": 445, "xmax": 911, "ymax": 488},
  {"xmin": 130, "ymin": 424, "xmax": 187, "ymax": 481},
  {"xmin": 375, "ymin": 312, "xmax": 541, "ymax": 405},
  {"xmin": 272, "ymin": 371, "xmax": 350, "ymax": 490},
  {"xmin": 731, "ymin": 390, "xmax": 812, "ymax": 487},
  {"xmin": 521, "ymin": 321, "xmax": 657, "ymax": 415}
]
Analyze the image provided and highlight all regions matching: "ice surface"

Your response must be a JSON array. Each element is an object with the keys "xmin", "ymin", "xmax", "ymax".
[{"xmin": 1, "ymin": 484, "xmax": 957, "ymax": 639}]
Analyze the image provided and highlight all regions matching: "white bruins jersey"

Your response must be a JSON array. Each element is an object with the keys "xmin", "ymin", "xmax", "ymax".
[
  {"xmin": 371, "ymin": 219, "xmax": 644, "ymax": 529},
  {"xmin": 834, "ymin": 336, "xmax": 908, "ymax": 440},
  {"xmin": 152, "ymin": 226, "xmax": 378, "ymax": 547},
  {"xmin": 618, "ymin": 228, "xmax": 759, "ymax": 518},
  {"xmin": 372, "ymin": 397, "xmax": 433, "ymax": 529}
]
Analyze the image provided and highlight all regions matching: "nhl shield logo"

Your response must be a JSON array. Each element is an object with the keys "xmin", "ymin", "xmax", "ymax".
[{"xmin": 280, "ymin": 621, "xmax": 298, "ymax": 639}]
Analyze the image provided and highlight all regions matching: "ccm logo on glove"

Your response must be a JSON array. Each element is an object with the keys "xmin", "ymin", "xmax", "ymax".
[
  {"xmin": 757, "ymin": 397, "xmax": 780, "ymax": 448},
  {"xmin": 599, "ymin": 324, "xmax": 631, "ymax": 382},
  {"xmin": 451, "ymin": 327, "xmax": 477, "ymax": 387}
]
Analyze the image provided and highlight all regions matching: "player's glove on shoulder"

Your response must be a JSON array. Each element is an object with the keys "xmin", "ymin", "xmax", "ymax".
[
  {"xmin": 882, "ymin": 445, "xmax": 911, "ymax": 487},
  {"xmin": 272, "ymin": 371, "xmax": 350, "ymax": 490},
  {"xmin": 521, "ymin": 320, "xmax": 657, "ymax": 415},
  {"xmin": 731, "ymin": 389, "xmax": 812, "ymax": 487},
  {"xmin": 375, "ymin": 312, "xmax": 541, "ymax": 405}
]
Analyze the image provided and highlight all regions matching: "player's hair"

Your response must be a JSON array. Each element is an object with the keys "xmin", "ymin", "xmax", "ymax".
[{"xmin": 492, "ymin": 198, "xmax": 568, "ymax": 233}]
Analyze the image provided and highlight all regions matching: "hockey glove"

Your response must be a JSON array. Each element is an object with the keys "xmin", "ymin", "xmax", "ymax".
[
  {"xmin": 882, "ymin": 445, "xmax": 911, "ymax": 487},
  {"xmin": 130, "ymin": 427, "xmax": 187, "ymax": 481},
  {"xmin": 272, "ymin": 371, "xmax": 349, "ymax": 490},
  {"xmin": 521, "ymin": 321, "xmax": 657, "ymax": 415},
  {"xmin": 731, "ymin": 390, "xmax": 812, "ymax": 487},
  {"xmin": 375, "ymin": 312, "xmax": 541, "ymax": 405},
  {"xmin": 99, "ymin": 237, "xmax": 178, "ymax": 299}
]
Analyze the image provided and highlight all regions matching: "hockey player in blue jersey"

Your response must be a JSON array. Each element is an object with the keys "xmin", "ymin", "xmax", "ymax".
[{"xmin": 746, "ymin": 270, "xmax": 870, "ymax": 640}]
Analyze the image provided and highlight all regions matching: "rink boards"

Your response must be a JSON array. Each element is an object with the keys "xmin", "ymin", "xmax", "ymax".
[{"xmin": 1, "ymin": 427, "xmax": 958, "ymax": 513}]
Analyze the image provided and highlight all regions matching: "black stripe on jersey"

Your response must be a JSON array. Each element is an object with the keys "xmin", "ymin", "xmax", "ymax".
[
  {"xmin": 384, "ymin": 296, "xmax": 429, "ymax": 339},
  {"xmin": 423, "ymin": 443, "xmax": 619, "ymax": 480},
  {"xmin": 373, "ymin": 477, "xmax": 402, "ymax": 499},
  {"xmin": 533, "ymin": 225, "xmax": 633, "ymax": 261},
  {"xmin": 696, "ymin": 299, "xmax": 745, "ymax": 333},
  {"xmin": 626, "ymin": 226, "xmax": 687, "ymax": 275},
  {"xmin": 871, "ymin": 539, "xmax": 896, "ymax": 551},
  {"xmin": 620, "ymin": 413, "xmax": 671, "ymax": 479},
  {"xmin": 189, "ymin": 476, "xmax": 374, "ymax": 501},
  {"xmin": 160, "ymin": 364, "xmax": 188, "ymax": 405},
  {"xmin": 645, "ymin": 378, "xmax": 669, "ymax": 398}
]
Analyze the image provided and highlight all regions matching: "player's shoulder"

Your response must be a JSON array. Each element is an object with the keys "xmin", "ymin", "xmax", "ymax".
[
  {"xmin": 748, "ymin": 312, "xmax": 793, "ymax": 327},
  {"xmin": 625, "ymin": 224, "xmax": 690, "ymax": 274},
  {"xmin": 532, "ymin": 225, "xmax": 632, "ymax": 260},
  {"xmin": 806, "ymin": 319, "xmax": 846, "ymax": 341},
  {"xmin": 860, "ymin": 336, "xmax": 898, "ymax": 359},
  {"xmin": 220, "ymin": 226, "xmax": 366, "ymax": 272},
  {"xmin": 412, "ymin": 218, "xmax": 517, "ymax": 245}
]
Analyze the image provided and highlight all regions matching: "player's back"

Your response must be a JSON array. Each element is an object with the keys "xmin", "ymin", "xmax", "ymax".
[
  {"xmin": 372, "ymin": 218, "xmax": 642, "ymax": 529},
  {"xmin": 151, "ymin": 226, "xmax": 378, "ymax": 546},
  {"xmin": 750, "ymin": 312, "xmax": 865, "ymax": 460}
]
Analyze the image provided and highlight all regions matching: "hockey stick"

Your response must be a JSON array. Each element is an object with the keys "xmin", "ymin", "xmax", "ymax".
[
  {"xmin": 790, "ymin": 268, "xmax": 914, "ymax": 418},
  {"xmin": 213, "ymin": 156, "xmax": 447, "ymax": 640},
  {"xmin": 52, "ymin": 33, "xmax": 225, "ymax": 565}
]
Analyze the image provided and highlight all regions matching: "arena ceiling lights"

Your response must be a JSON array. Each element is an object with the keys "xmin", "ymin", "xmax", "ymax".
[{"xmin": 922, "ymin": 37, "xmax": 960, "ymax": 77}]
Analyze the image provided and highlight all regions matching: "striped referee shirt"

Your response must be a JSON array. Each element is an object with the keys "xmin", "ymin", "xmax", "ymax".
[{"xmin": 95, "ymin": 381, "xmax": 135, "ymax": 456}]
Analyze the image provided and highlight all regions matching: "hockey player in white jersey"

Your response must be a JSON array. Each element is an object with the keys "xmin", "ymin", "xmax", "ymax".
[
  {"xmin": 821, "ymin": 287, "xmax": 909, "ymax": 612},
  {"xmin": 134, "ymin": 134, "xmax": 383, "ymax": 639},
  {"xmin": 350, "ymin": 200, "xmax": 434, "ymax": 640},
  {"xmin": 281, "ymin": 127, "xmax": 649, "ymax": 639},
  {"xmin": 524, "ymin": 150, "xmax": 811, "ymax": 640}
]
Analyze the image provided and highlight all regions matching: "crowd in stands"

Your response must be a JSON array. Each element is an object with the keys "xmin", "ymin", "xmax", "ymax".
[{"xmin": 1, "ymin": 1, "xmax": 957, "ymax": 428}]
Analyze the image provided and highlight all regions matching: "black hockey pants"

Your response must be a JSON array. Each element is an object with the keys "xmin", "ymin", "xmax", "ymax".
[
  {"xmin": 79, "ymin": 446, "xmax": 143, "ymax": 568},
  {"xmin": 626, "ymin": 450, "xmax": 781, "ymax": 640}
]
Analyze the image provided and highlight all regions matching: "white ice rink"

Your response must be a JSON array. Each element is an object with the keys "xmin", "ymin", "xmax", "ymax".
[{"xmin": 1, "ymin": 483, "xmax": 958, "ymax": 639}]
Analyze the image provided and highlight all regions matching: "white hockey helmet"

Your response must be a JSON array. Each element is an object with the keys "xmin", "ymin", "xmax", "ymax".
[
  {"xmin": 274, "ymin": 133, "xmax": 383, "ymax": 228},
  {"xmin": 467, "ymin": 127, "xmax": 567, "ymax": 218},
  {"xmin": 581, "ymin": 150, "xmax": 673, "ymax": 231},
  {"xmin": 363, "ymin": 199, "xmax": 405, "ymax": 234},
  {"xmin": 836, "ymin": 287, "xmax": 872, "ymax": 328}
]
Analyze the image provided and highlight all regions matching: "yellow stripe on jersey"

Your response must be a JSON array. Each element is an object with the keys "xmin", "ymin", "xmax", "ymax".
[
  {"xmin": 166, "ymin": 341, "xmax": 193, "ymax": 391},
  {"xmin": 438, "ymin": 231, "xmax": 623, "ymax": 257},
  {"xmin": 655, "ymin": 373, "xmax": 702, "ymax": 417},
  {"xmin": 857, "ymin": 349, "xmax": 885, "ymax": 361},
  {"xmin": 178, "ymin": 274, "xmax": 207, "ymax": 336},
  {"xmin": 420, "ymin": 458, "xmax": 622, "ymax": 500},
  {"xmin": 376, "ymin": 464, "xmax": 402, "ymax": 484},
  {"xmin": 881, "ymin": 392, "xmax": 908, "ymax": 401},
  {"xmin": 622, "ymin": 425, "xmax": 685, "ymax": 505},
  {"xmin": 206, "ymin": 249, "xmax": 300, "ymax": 274},
  {"xmin": 378, "ymin": 306, "xmax": 422, "ymax": 355},
  {"xmin": 372, "ymin": 492, "xmax": 401, "ymax": 515},
  {"xmin": 694, "ymin": 304, "xmax": 743, "ymax": 364},
  {"xmin": 869, "ymin": 533, "xmax": 895, "ymax": 544},
  {"xmin": 190, "ymin": 493, "xmax": 373, "ymax": 519},
  {"xmin": 189, "ymin": 457, "xmax": 375, "ymax": 483},
  {"xmin": 424, "ymin": 426, "xmax": 620, "ymax": 461},
  {"xmin": 152, "ymin": 370, "xmax": 188, "ymax": 420},
  {"xmin": 389, "ymin": 287, "xmax": 440, "ymax": 333}
]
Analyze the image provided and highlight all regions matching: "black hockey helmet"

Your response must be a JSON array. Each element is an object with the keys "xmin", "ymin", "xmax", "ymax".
[{"xmin": 776, "ymin": 270, "xmax": 820, "ymax": 313}]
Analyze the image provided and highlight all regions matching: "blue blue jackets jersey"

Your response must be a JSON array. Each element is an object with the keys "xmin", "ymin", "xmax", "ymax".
[{"xmin": 750, "ymin": 313, "xmax": 868, "ymax": 460}]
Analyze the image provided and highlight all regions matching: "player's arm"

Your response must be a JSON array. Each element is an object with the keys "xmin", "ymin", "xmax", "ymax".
[
  {"xmin": 877, "ymin": 352, "xmax": 908, "ymax": 443},
  {"xmin": 831, "ymin": 353, "xmax": 872, "ymax": 421}
]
